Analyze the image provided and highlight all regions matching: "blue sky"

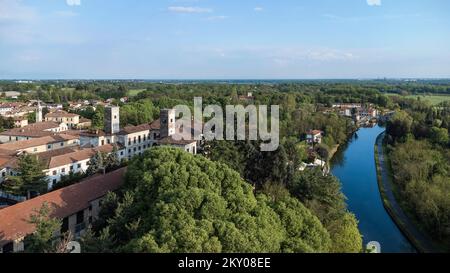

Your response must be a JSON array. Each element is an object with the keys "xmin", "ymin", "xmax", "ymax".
[{"xmin": 0, "ymin": 0, "xmax": 449, "ymax": 79}]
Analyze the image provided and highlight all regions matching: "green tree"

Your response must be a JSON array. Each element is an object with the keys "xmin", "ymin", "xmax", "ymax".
[
  {"xmin": 27, "ymin": 111, "xmax": 36, "ymax": 123},
  {"xmin": 105, "ymin": 145, "xmax": 121, "ymax": 171},
  {"xmin": 430, "ymin": 127, "xmax": 449, "ymax": 146},
  {"xmin": 2, "ymin": 154, "xmax": 47, "ymax": 198},
  {"xmin": 91, "ymin": 105, "xmax": 105, "ymax": 129},
  {"xmin": 23, "ymin": 202, "xmax": 61, "ymax": 253},
  {"xmin": 96, "ymin": 148, "xmax": 331, "ymax": 253},
  {"xmin": 327, "ymin": 213, "xmax": 362, "ymax": 253},
  {"xmin": 86, "ymin": 151, "xmax": 105, "ymax": 175},
  {"xmin": 288, "ymin": 169, "xmax": 362, "ymax": 253},
  {"xmin": 386, "ymin": 111, "xmax": 413, "ymax": 143},
  {"xmin": 80, "ymin": 227, "xmax": 115, "ymax": 253}
]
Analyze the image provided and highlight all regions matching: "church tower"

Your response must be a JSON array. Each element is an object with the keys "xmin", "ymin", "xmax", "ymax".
[
  {"xmin": 104, "ymin": 106, "xmax": 120, "ymax": 134},
  {"xmin": 160, "ymin": 109, "xmax": 176, "ymax": 138},
  {"xmin": 36, "ymin": 101, "xmax": 43, "ymax": 123}
]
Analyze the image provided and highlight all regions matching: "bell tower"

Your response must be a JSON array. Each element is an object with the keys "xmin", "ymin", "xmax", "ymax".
[
  {"xmin": 160, "ymin": 109, "xmax": 176, "ymax": 138},
  {"xmin": 36, "ymin": 101, "xmax": 43, "ymax": 123}
]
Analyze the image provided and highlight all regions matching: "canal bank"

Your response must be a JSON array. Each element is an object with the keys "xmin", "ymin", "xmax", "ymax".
[
  {"xmin": 330, "ymin": 125, "xmax": 415, "ymax": 253},
  {"xmin": 374, "ymin": 132, "xmax": 442, "ymax": 253}
]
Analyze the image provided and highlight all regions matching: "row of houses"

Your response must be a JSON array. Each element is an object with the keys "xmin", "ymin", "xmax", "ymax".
[
  {"xmin": 331, "ymin": 103, "xmax": 379, "ymax": 121},
  {"xmin": 0, "ymin": 105, "xmax": 199, "ymax": 190},
  {"xmin": 0, "ymin": 107, "xmax": 201, "ymax": 253}
]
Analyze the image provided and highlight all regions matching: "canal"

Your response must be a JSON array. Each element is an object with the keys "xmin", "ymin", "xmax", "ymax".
[{"xmin": 331, "ymin": 125, "xmax": 416, "ymax": 253}]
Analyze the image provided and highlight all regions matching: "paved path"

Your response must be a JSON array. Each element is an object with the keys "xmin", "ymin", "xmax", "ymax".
[{"xmin": 375, "ymin": 132, "xmax": 441, "ymax": 253}]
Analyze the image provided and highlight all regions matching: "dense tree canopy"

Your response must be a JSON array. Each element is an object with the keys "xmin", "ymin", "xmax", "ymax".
[
  {"xmin": 386, "ymin": 96, "xmax": 450, "ymax": 250},
  {"xmin": 90, "ymin": 148, "xmax": 334, "ymax": 253}
]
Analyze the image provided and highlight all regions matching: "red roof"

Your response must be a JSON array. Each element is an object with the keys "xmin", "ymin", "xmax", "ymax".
[
  {"xmin": 0, "ymin": 168, "xmax": 126, "ymax": 245},
  {"xmin": 307, "ymin": 130, "xmax": 323, "ymax": 136}
]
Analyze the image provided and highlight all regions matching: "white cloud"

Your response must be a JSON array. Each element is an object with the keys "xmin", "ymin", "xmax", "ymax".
[
  {"xmin": 367, "ymin": 0, "xmax": 381, "ymax": 6},
  {"xmin": 66, "ymin": 0, "xmax": 81, "ymax": 6},
  {"xmin": 0, "ymin": 0, "xmax": 37, "ymax": 21},
  {"xmin": 195, "ymin": 46, "xmax": 357, "ymax": 63},
  {"xmin": 254, "ymin": 7, "xmax": 264, "ymax": 12},
  {"xmin": 168, "ymin": 6, "xmax": 212, "ymax": 13}
]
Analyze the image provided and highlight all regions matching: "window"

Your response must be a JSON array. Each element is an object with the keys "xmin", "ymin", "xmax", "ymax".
[
  {"xmin": 61, "ymin": 168, "xmax": 66, "ymax": 173},
  {"xmin": 78, "ymin": 163, "xmax": 81, "ymax": 168},
  {"xmin": 53, "ymin": 170, "xmax": 57, "ymax": 175},
  {"xmin": 2, "ymin": 242, "xmax": 14, "ymax": 253},
  {"xmin": 133, "ymin": 147, "xmax": 136, "ymax": 152},
  {"xmin": 76, "ymin": 210, "xmax": 84, "ymax": 225},
  {"xmin": 70, "ymin": 166, "xmax": 74, "ymax": 171},
  {"xmin": 2, "ymin": 172, "xmax": 5, "ymax": 177},
  {"xmin": 48, "ymin": 145, "xmax": 51, "ymax": 149},
  {"xmin": 53, "ymin": 179, "xmax": 57, "ymax": 184},
  {"xmin": 61, "ymin": 217, "xmax": 69, "ymax": 233},
  {"xmin": 107, "ymin": 139, "xmax": 111, "ymax": 144},
  {"xmin": 101, "ymin": 140, "xmax": 105, "ymax": 146},
  {"xmin": 120, "ymin": 151, "xmax": 124, "ymax": 156},
  {"xmin": 60, "ymin": 142, "xmax": 64, "ymax": 147},
  {"xmin": 33, "ymin": 148, "xmax": 37, "ymax": 152},
  {"xmin": 138, "ymin": 136, "xmax": 141, "ymax": 143},
  {"xmin": 133, "ymin": 137, "xmax": 136, "ymax": 144}
]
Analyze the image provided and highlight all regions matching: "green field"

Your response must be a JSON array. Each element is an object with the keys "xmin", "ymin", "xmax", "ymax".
[
  {"xmin": 387, "ymin": 94, "xmax": 450, "ymax": 105},
  {"xmin": 128, "ymin": 89, "xmax": 146, "ymax": 97}
]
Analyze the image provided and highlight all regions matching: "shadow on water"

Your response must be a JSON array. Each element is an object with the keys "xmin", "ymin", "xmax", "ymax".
[{"xmin": 330, "ymin": 131, "xmax": 358, "ymax": 168}]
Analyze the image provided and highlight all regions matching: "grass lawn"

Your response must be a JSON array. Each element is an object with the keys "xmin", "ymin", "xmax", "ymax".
[
  {"xmin": 387, "ymin": 93, "xmax": 450, "ymax": 105},
  {"xmin": 128, "ymin": 89, "xmax": 146, "ymax": 97}
]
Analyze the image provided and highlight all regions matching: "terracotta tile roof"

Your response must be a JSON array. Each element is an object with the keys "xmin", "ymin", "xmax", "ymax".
[
  {"xmin": 158, "ymin": 136, "xmax": 196, "ymax": 146},
  {"xmin": 0, "ymin": 122, "xmax": 61, "ymax": 137},
  {"xmin": 118, "ymin": 124, "xmax": 151, "ymax": 135},
  {"xmin": 45, "ymin": 111, "xmax": 79, "ymax": 118},
  {"xmin": 0, "ymin": 134, "xmax": 78, "ymax": 152},
  {"xmin": 307, "ymin": 130, "xmax": 323, "ymax": 136},
  {"xmin": 13, "ymin": 116, "xmax": 27, "ymax": 121},
  {"xmin": 45, "ymin": 144, "xmax": 116, "ymax": 169},
  {"xmin": 79, "ymin": 130, "xmax": 107, "ymax": 137},
  {"xmin": 0, "ymin": 155, "xmax": 14, "ymax": 169},
  {"xmin": 64, "ymin": 130, "xmax": 86, "ymax": 137},
  {"xmin": 149, "ymin": 119, "xmax": 160, "ymax": 130},
  {"xmin": 79, "ymin": 118, "xmax": 91, "ymax": 123},
  {"xmin": 0, "ymin": 168, "xmax": 126, "ymax": 245}
]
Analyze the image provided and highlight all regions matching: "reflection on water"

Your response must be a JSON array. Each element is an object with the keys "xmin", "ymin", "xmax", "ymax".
[{"xmin": 331, "ymin": 125, "xmax": 416, "ymax": 253}]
